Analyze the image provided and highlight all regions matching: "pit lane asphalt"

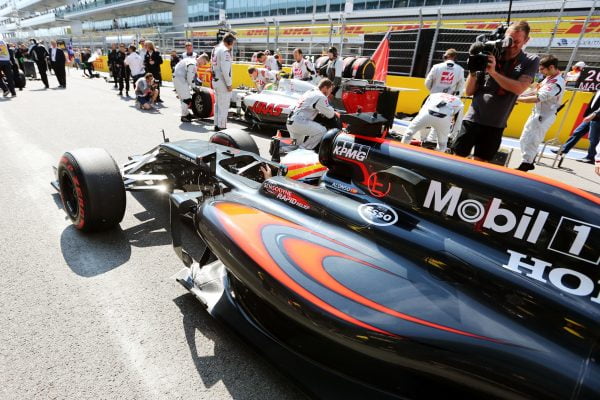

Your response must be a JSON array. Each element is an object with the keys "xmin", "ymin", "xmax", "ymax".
[{"xmin": 0, "ymin": 72, "xmax": 305, "ymax": 399}]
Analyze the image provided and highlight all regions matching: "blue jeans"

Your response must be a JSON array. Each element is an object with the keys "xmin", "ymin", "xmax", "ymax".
[{"xmin": 562, "ymin": 120, "xmax": 599, "ymax": 159}]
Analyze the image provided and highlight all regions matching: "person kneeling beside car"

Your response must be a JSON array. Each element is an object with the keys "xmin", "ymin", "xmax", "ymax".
[
  {"xmin": 135, "ymin": 73, "xmax": 159, "ymax": 110},
  {"xmin": 174, "ymin": 54, "xmax": 209, "ymax": 122},
  {"xmin": 286, "ymin": 78, "xmax": 336, "ymax": 150}
]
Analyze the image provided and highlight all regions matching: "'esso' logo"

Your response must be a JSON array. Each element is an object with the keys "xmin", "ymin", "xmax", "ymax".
[{"xmin": 358, "ymin": 203, "xmax": 398, "ymax": 227}]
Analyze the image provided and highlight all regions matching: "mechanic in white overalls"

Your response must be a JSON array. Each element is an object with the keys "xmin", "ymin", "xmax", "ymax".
[
  {"xmin": 401, "ymin": 92, "xmax": 464, "ymax": 152},
  {"xmin": 286, "ymin": 78, "xmax": 336, "ymax": 150},
  {"xmin": 174, "ymin": 54, "xmax": 209, "ymax": 122},
  {"xmin": 291, "ymin": 48, "xmax": 315, "ymax": 81},
  {"xmin": 248, "ymin": 66, "xmax": 278, "ymax": 93},
  {"xmin": 211, "ymin": 33, "xmax": 236, "ymax": 131},
  {"xmin": 257, "ymin": 52, "xmax": 280, "ymax": 72},
  {"xmin": 516, "ymin": 55, "xmax": 565, "ymax": 172},
  {"xmin": 425, "ymin": 48, "xmax": 465, "ymax": 95}
]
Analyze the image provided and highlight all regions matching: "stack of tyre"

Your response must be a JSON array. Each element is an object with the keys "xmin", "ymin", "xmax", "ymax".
[{"xmin": 313, "ymin": 56, "xmax": 376, "ymax": 80}]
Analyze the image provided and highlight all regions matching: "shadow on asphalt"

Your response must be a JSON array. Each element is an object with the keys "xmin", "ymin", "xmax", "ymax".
[
  {"xmin": 172, "ymin": 293, "xmax": 303, "ymax": 400},
  {"xmin": 59, "ymin": 190, "xmax": 207, "ymax": 277},
  {"xmin": 178, "ymin": 122, "xmax": 211, "ymax": 133}
]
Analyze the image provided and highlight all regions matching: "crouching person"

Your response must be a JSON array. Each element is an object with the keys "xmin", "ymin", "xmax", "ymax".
[
  {"xmin": 286, "ymin": 78, "xmax": 335, "ymax": 150},
  {"xmin": 135, "ymin": 73, "xmax": 159, "ymax": 110},
  {"xmin": 174, "ymin": 54, "xmax": 209, "ymax": 122},
  {"xmin": 401, "ymin": 92, "xmax": 464, "ymax": 152}
]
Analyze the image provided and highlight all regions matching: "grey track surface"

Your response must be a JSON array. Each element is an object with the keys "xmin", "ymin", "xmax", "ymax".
[{"xmin": 0, "ymin": 71, "xmax": 305, "ymax": 400}]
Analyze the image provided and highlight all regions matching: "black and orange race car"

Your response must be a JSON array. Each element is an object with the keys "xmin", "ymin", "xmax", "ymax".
[{"xmin": 53, "ymin": 115, "xmax": 600, "ymax": 399}]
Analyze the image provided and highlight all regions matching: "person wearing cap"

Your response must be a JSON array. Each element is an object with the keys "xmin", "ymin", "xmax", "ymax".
[
  {"xmin": 174, "ymin": 54, "xmax": 209, "ymax": 122},
  {"xmin": 565, "ymin": 61, "xmax": 585, "ymax": 86},
  {"xmin": 425, "ymin": 48, "xmax": 465, "ymax": 95}
]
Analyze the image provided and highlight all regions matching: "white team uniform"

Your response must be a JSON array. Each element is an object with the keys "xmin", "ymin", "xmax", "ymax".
[
  {"xmin": 292, "ymin": 58, "xmax": 315, "ymax": 81},
  {"xmin": 519, "ymin": 73, "xmax": 566, "ymax": 163},
  {"xmin": 425, "ymin": 60, "xmax": 465, "ymax": 95},
  {"xmin": 264, "ymin": 55, "xmax": 279, "ymax": 71},
  {"xmin": 173, "ymin": 58, "xmax": 198, "ymax": 116},
  {"xmin": 286, "ymin": 88, "xmax": 335, "ymax": 150},
  {"xmin": 211, "ymin": 43, "xmax": 233, "ymax": 129},
  {"xmin": 251, "ymin": 68, "xmax": 277, "ymax": 92},
  {"xmin": 181, "ymin": 51, "xmax": 198, "ymax": 59},
  {"xmin": 402, "ymin": 93, "xmax": 464, "ymax": 152}
]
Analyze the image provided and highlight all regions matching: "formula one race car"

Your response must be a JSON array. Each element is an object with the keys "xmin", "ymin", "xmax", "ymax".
[
  {"xmin": 53, "ymin": 119, "xmax": 600, "ymax": 399},
  {"xmin": 189, "ymin": 56, "xmax": 382, "ymax": 131}
]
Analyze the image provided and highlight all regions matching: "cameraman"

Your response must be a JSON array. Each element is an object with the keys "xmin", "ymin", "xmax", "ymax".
[
  {"xmin": 453, "ymin": 21, "xmax": 540, "ymax": 162},
  {"xmin": 286, "ymin": 78, "xmax": 336, "ymax": 150},
  {"xmin": 134, "ymin": 72, "xmax": 159, "ymax": 110}
]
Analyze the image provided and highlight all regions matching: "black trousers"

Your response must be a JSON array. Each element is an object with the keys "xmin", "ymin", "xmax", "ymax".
[
  {"xmin": 117, "ymin": 66, "xmax": 130, "ymax": 92},
  {"xmin": 35, "ymin": 61, "xmax": 49, "ymax": 87},
  {"xmin": 52, "ymin": 62, "xmax": 66, "ymax": 87},
  {"xmin": 0, "ymin": 61, "xmax": 15, "ymax": 94}
]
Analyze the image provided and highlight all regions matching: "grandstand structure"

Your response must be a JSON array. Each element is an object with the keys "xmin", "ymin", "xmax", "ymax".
[{"xmin": 0, "ymin": 0, "xmax": 598, "ymax": 75}]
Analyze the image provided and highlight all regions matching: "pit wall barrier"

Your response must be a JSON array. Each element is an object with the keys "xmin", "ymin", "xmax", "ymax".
[{"xmin": 90, "ymin": 57, "xmax": 593, "ymax": 150}]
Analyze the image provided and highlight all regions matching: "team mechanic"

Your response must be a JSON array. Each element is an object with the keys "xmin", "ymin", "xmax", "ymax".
[
  {"xmin": 402, "ymin": 92, "xmax": 464, "ymax": 152},
  {"xmin": 515, "ymin": 54, "xmax": 565, "ymax": 172},
  {"xmin": 174, "ymin": 54, "xmax": 209, "ymax": 122},
  {"xmin": 211, "ymin": 33, "xmax": 236, "ymax": 131},
  {"xmin": 286, "ymin": 78, "xmax": 336, "ymax": 150},
  {"xmin": 453, "ymin": 21, "xmax": 540, "ymax": 162},
  {"xmin": 248, "ymin": 66, "xmax": 279, "ymax": 93},
  {"xmin": 291, "ymin": 48, "xmax": 316, "ymax": 81},
  {"xmin": 425, "ymin": 48, "xmax": 465, "ymax": 95}
]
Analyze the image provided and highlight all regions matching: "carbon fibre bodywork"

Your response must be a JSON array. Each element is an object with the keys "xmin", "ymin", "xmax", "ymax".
[{"xmin": 175, "ymin": 131, "xmax": 600, "ymax": 399}]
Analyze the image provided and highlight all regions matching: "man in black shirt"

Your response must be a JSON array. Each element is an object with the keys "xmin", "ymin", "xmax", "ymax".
[{"xmin": 28, "ymin": 39, "xmax": 49, "ymax": 89}]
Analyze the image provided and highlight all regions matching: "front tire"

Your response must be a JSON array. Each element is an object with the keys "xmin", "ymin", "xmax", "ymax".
[
  {"xmin": 209, "ymin": 129, "xmax": 259, "ymax": 155},
  {"xmin": 58, "ymin": 148, "xmax": 126, "ymax": 232}
]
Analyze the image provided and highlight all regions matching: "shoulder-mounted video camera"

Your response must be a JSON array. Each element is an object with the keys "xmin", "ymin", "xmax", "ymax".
[{"xmin": 467, "ymin": 25, "xmax": 512, "ymax": 73}]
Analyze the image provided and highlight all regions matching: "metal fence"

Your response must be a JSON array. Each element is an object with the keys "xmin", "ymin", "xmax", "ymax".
[{"xmin": 29, "ymin": 0, "xmax": 600, "ymax": 75}]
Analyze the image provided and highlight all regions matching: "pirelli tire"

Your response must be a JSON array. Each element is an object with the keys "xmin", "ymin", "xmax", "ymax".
[
  {"xmin": 209, "ymin": 129, "xmax": 260, "ymax": 155},
  {"xmin": 314, "ymin": 56, "xmax": 329, "ymax": 76},
  {"xmin": 191, "ymin": 87, "xmax": 214, "ymax": 119},
  {"xmin": 57, "ymin": 148, "xmax": 126, "ymax": 232}
]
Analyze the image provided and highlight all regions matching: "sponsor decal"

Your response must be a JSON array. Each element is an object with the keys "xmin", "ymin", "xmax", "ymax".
[
  {"xmin": 263, "ymin": 181, "xmax": 310, "ymax": 209},
  {"xmin": 178, "ymin": 153, "xmax": 195, "ymax": 163},
  {"xmin": 503, "ymin": 250, "xmax": 600, "ymax": 304},
  {"xmin": 440, "ymin": 71, "xmax": 454, "ymax": 84},
  {"xmin": 547, "ymin": 217, "xmax": 600, "ymax": 265},
  {"xmin": 251, "ymin": 101, "xmax": 286, "ymax": 117},
  {"xmin": 331, "ymin": 181, "xmax": 359, "ymax": 194},
  {"xmin": 367, "ymin": 172, "xmax": 391, "ymax": 198},
  {"xmin": 358, "ymin": 203, "xmax": 398, "ymax": 227},
  {"xmin": 333, "ymin": 140, "xmax": 370, "ymax": 162},
  {"xmin": 423, "ymin": 180, "xmax": 548, "ymax": 243}
]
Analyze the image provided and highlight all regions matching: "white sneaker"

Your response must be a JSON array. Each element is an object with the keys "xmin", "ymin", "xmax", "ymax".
[{"xmin": 2, "ymin": 90, "xmax": 9, "ymax": 97}]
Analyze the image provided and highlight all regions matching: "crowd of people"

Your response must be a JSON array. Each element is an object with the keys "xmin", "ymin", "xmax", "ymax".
[
  {"xmin": 417, "ymin": 20, "xmax": 598, "ymax": 173},
  {"xmin": 1, "ymin": 23, "xmax": 598, "ymax": 176}
]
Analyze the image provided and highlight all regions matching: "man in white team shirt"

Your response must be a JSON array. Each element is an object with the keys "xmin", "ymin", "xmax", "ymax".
[
  {"xmin": 286, "ymin": 78, "xmax": 336, "ymax": 150},
  {"xmin": 424, "ymin": 48, "xmax": 465, "ymax": 95},
  {"xmin": 401, "ymin": 92, "xmax": 464, "ymax": 152},
  {"xmin": 248, "ymin": 66, "xmax": 278, "ymax": 92},
  {"xmin": 174, "ymin": 54, "xmax": 209, "ymax": 122},
  {"xmin": 516, "ymin": 55, "xmax": 565, "ymax": 172},
  {"xmin": 256, "ymin": 51, "xmax": 279, "ymax": 72},
  {"xmin": 291, "ymin": 48, "xmax": 315, "ymax": 81},
  {"xmin": 125, "ymin": 45, "xmax": 145, "ymax": 87},
  {"xmin": 211, "ymin": 33, "xmax": 236, "ymax": 131}
]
